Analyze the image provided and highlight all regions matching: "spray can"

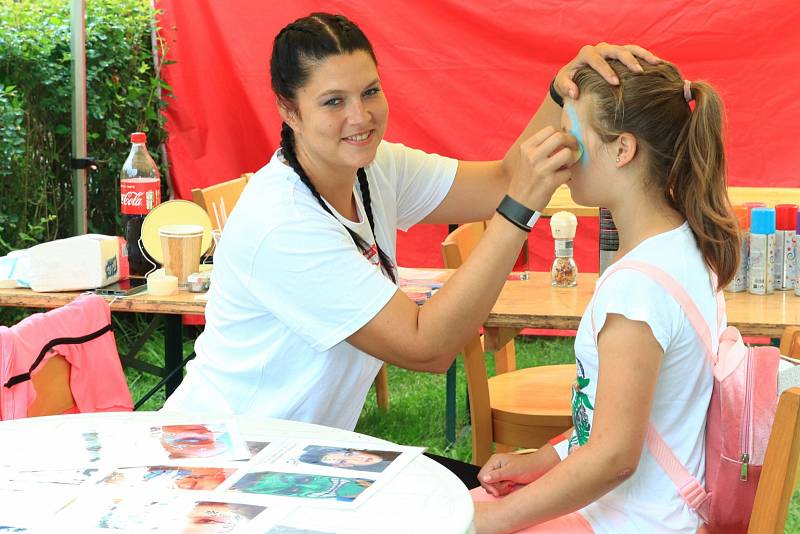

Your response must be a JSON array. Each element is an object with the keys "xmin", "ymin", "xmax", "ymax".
[
  {"xmin": 598, "ymin": 208, "xmax": 618, "ymax": 276},
  {"xmin": 795, "ymin": 212, "xmax": 800, "ymax": 297},
  {"xmin": 726, "ymin": 205, "xmax": 749, "ymax": 292},
  {"xmin": 748, "ymin": 208, "xmax": 775, "ymax": 295},
  {"xmin": 775, "ymin": 204, "xmax": 798, "ymax": 290}
]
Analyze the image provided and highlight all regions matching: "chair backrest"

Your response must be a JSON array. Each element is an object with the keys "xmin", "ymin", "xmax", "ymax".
[
  {"xmin": 441, "ymin": 221, "xmax": 487, "ymax": 269},
  {"xmin": 28, "ymin": 354, "xmax": 75, "ymax": 417},
  {"xmin": 748, "ymin": 387, "xmax": 800, "ymax": 534},
  {"xmin": 780, "ymin": 326, "xmax": 800, "ymax": 359},
  {"xmin": 191, "ymin": 174, "xmax": 251, "ymax": 231}
]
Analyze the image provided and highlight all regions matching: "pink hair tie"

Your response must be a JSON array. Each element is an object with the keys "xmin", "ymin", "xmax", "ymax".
[{"xmin": 683, "ymin": 79, "xmax": 693, "ymax": 103}]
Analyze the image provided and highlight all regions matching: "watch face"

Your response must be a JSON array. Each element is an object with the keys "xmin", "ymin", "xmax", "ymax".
[{"xmin": 527, "ymin": 212, "xmax": 541, "ymax": 227}]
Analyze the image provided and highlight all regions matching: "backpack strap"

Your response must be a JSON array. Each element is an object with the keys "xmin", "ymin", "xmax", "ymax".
[
  {"xmin": 592, "ymin": 260, "xmax": 718, "ymax": 522},
  {"xmin": 646, "ymin": 425, "xmax": 712, "ymax": 522}
]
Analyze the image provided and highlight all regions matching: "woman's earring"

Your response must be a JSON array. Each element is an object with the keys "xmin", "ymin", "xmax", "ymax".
[{"xmin": 615, "ymin": 157, "xmax": 620, "ymax": 163}]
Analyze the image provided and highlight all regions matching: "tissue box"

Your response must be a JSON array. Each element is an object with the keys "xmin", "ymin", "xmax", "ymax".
[{"xmin": 29, "ymin": 235, "xmax": 127, "ymax": 292}]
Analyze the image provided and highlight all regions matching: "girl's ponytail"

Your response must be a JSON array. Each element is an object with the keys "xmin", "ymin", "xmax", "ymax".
[{"xmin": 667, "ymin": 81, "xmax": 740, "ymax": 289}]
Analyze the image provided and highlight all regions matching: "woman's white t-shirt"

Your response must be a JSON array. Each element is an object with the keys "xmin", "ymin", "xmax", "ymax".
[
  {"xmin": 162, "ymin": 141, "xmax": 457, "ymax": 430},
  {"xmin": 558, "ymin": 222, "xmax": 716, "ymax": 533}
]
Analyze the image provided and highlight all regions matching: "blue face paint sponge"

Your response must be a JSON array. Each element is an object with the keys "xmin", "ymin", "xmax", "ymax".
[{"xmin": 565, "ymin": 104, "xmax": 587, "ymax": 164}]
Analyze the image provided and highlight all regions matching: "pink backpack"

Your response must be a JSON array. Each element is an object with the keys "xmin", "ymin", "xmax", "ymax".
[{"xmin": 597, "ymin": 261, "xmax": 780, "ymax": 533}]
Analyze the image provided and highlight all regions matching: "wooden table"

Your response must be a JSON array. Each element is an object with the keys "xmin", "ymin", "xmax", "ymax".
[
  {"xmin": 543, "ymin": 185, "xmax": 800, "ymax": 216},
  {"xmin": 4, "ymin": 269, "xmax": 797, "ymax": 418},
  {"xmin": 0, "ymin": 412, "xmax": 474, "ymax": 533},
  {"xmin": 0, "ymin": 287, "xmax": 206, "ymax": 399},
  {"xmin": 483, "ymin": 272, "xmax": 800, "ymax": 359}
]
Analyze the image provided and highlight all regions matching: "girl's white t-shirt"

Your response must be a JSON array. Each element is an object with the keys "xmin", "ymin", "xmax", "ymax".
[
  {"xmin": 162, "ymin": 141, "xmax": 457, "ymax": 430},
  {"xmin": 561, "ymin": 222, "xmax": 716, "ymax": 533}
]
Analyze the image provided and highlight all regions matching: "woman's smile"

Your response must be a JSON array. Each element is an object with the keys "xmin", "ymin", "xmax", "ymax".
[{"xmin": 342, "ymin": 129, "xmax": 375, "ymax": 146}]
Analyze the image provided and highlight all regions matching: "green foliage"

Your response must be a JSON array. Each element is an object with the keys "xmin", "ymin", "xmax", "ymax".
[{"xmin": 0, "ymin": 0, "xmax": 170, "ymax": 255}]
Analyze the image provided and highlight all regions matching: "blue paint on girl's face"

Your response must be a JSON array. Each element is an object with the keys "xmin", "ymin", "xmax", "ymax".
[{"xmin": 565, "ymin": 103, "xmax": 588, "ymax": 165}]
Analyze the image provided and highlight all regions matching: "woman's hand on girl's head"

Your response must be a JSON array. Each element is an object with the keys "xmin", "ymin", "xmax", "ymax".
[
  {"xmin": 508, "ymin": 126, "xmax": 578, "ymax": 211},
  {"xmin": 554, "ymin": 43, "xmax": 661, "ymax": 100}
]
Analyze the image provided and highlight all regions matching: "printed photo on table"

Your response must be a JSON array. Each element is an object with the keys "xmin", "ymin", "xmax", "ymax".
[
  {"xmin": 228, "ymin": 471, "xmax": 373, "ymax": 502},
  {"xmin": 295, "ymin": 445, "xmax": 400, "ymax": 473},
  {"xmin": 54, "ymin": 494, "xmax": 266, "ymax": 533},
  {"xmin": 98, "ymin": 465, "xmax": 238, "ymax": 491},
  {"xmin": 151, "ymin": 424, "xmax": 243, "ymax": 460}
]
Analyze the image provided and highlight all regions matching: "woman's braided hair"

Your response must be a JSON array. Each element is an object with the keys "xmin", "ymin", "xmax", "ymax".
[{"xmin": 271, "ymin": 13, "xmax": 395, "ymax": 282}]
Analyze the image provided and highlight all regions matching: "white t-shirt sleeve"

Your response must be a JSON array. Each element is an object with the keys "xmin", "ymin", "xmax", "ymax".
[
  {"xmin": 246, "ymin": 216, "xmax": 398, "ymax": 353},
  {"xmin": 590, "ymin": 270, "xmax": 683, "ymax": 353},
  {"xmin": 378, "ymin": 141, "xmax": 457, "ymax": 230}
]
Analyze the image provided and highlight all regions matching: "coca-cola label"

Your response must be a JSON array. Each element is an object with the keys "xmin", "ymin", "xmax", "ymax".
[{"xmin": 121, "ymin": 178, "xmax": 161, "ymax": 215}]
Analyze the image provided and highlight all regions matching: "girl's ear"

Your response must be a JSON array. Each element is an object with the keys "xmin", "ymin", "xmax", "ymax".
[
  {"xmin": 277, "ymin": 97, "xmax": 299, "ymax": 130},
  {"xmin": 615, "ymin": 133, "xmax": 638, "ymax": 167}
]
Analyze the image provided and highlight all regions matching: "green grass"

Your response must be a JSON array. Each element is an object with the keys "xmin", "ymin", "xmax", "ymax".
[{"xmin": 124, "ymin": 333, "xmax": 800, "ymax": 532}]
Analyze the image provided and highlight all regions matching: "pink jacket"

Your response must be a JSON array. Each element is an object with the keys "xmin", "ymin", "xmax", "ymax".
[{"xmin": 1, "ymin": 294, "xmax": 132, "ymax": 419}]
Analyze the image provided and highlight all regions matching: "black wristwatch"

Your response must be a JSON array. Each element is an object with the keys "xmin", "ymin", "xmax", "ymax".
[
  {"xmin": 496, "ymin": 195, "xmax": 541, "ymax": 233},
  {"xmin": 549, "ymin": 78, "xmax": 564, "ymax": 107}
]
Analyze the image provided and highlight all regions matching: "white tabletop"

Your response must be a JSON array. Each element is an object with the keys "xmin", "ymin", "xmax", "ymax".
[{"xmin": 0, "ymin": 411, "xmax": 475, "ymax": 534}]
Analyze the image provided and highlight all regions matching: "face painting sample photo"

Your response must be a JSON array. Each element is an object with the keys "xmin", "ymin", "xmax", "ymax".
[{"xmin": 229, "ymin": 472, "xmax": 373, "ymax": 502}]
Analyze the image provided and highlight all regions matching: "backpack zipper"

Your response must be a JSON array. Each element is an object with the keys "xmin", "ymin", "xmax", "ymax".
[{"xmin": 740, "ymin": 346, "xmax": 755, "ymax": 481}]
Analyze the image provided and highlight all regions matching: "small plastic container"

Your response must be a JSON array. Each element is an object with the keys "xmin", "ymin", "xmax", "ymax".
[
  {"xmin": 550, "ymin": 211, "xmax": 578, "ymax": 288},
  {"xmin": 186, "ymin": 271, "xmax": 211, "ymax": 293}
]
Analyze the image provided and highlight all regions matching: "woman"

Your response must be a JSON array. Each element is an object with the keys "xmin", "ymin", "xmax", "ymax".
[
  {"xmin": 473, "ymin": 60, "xmax": 739, "ymax": 533},
  {"xmin": 163, "ymin": 12, "xmax": 658, "ymax": 431}
]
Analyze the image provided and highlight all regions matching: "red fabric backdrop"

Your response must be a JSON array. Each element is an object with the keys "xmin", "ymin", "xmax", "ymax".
[{"xmin": 155, "ymin": 0, "xmax": 800, "ymax": 271}]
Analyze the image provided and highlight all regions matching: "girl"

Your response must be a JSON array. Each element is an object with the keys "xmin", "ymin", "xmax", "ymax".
[
  {"xmin": 163, "ymin": 12, "xmax": 657, "ymax": 432},
  {"xmin": 473, "ymin": 60, "xmax": 739, "ymax": 533}
]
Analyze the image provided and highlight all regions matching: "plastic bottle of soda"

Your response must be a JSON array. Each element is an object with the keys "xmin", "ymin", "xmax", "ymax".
[{"xmin": 120, "ymin": 132, "xmax": 161, "ymax": 276}]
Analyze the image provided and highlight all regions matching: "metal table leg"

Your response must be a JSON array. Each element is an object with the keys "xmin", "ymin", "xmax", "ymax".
[
  {"xmin": 445, "ymin": 360, "xmax": 456, "ymax": 445},
  {"xmin": 163, "ymin": 314, "xmax": 184, "ymax": 397}
]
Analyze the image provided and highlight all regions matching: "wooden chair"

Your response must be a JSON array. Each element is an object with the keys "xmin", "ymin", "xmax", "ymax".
[
  {"xmin": 780, "ymin": 326, "xmax": 800, "ymax": 360},
  {"xmin": 28, "ymin": 354, "xmax": 75, "ymax": 417},
  {"xmin": 442, "ymin": 222, "xmax": 574, "ymax": 465},
  {"xmin": 191, "ymin": 174, "xmax": 390, "ymax": 411},
  {"xmin": 748, "ymin": 386, "xmax": 800, "ymax": 533},
  {"xmin": 191, "ymin": 175, "xmax": 251, "ymax": 231},
  {"xmin": 441, "ymin": 221, "xmax": 516, "ymax": 373}
]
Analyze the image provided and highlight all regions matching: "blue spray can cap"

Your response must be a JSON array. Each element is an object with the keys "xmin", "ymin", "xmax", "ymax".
[{"xmin": 750, "ymin": 207, "xmax": 775, "ymax": 235}]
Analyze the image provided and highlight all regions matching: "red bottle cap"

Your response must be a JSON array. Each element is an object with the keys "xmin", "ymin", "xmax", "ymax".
[
  {"xmin": 732, "ymin": 205, "xmax": 749, "ymax": 230},
  {"xmin": 130, "ymin": 132, "xmax": 147, "ymax": 144},
  {"xmin": 775, "ymin": 204, "xmax": 799, "ymax": 231}
]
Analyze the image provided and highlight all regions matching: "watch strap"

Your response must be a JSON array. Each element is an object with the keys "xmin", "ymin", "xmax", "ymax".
[
  {"xmin": 549, "ymin": 78, "xmax": 564, "ymax": 108},
  {"xmin": 496, "ymin": 195, "xmax": 541, "ymax": 232}
]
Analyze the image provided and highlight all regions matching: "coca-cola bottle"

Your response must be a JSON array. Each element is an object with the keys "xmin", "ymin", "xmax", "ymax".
[{"xmin": 120, "ymin": 132, "xmax": 161, "ymax": 276}]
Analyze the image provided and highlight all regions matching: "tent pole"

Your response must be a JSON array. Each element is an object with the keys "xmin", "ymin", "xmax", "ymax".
[
  {"xmin": 150, "ymin": 0, "xmax": 174, "ymax": 199},
  {"xmin": 70, "ymin": 0, "xmax": 88, "ymax": 235}
]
